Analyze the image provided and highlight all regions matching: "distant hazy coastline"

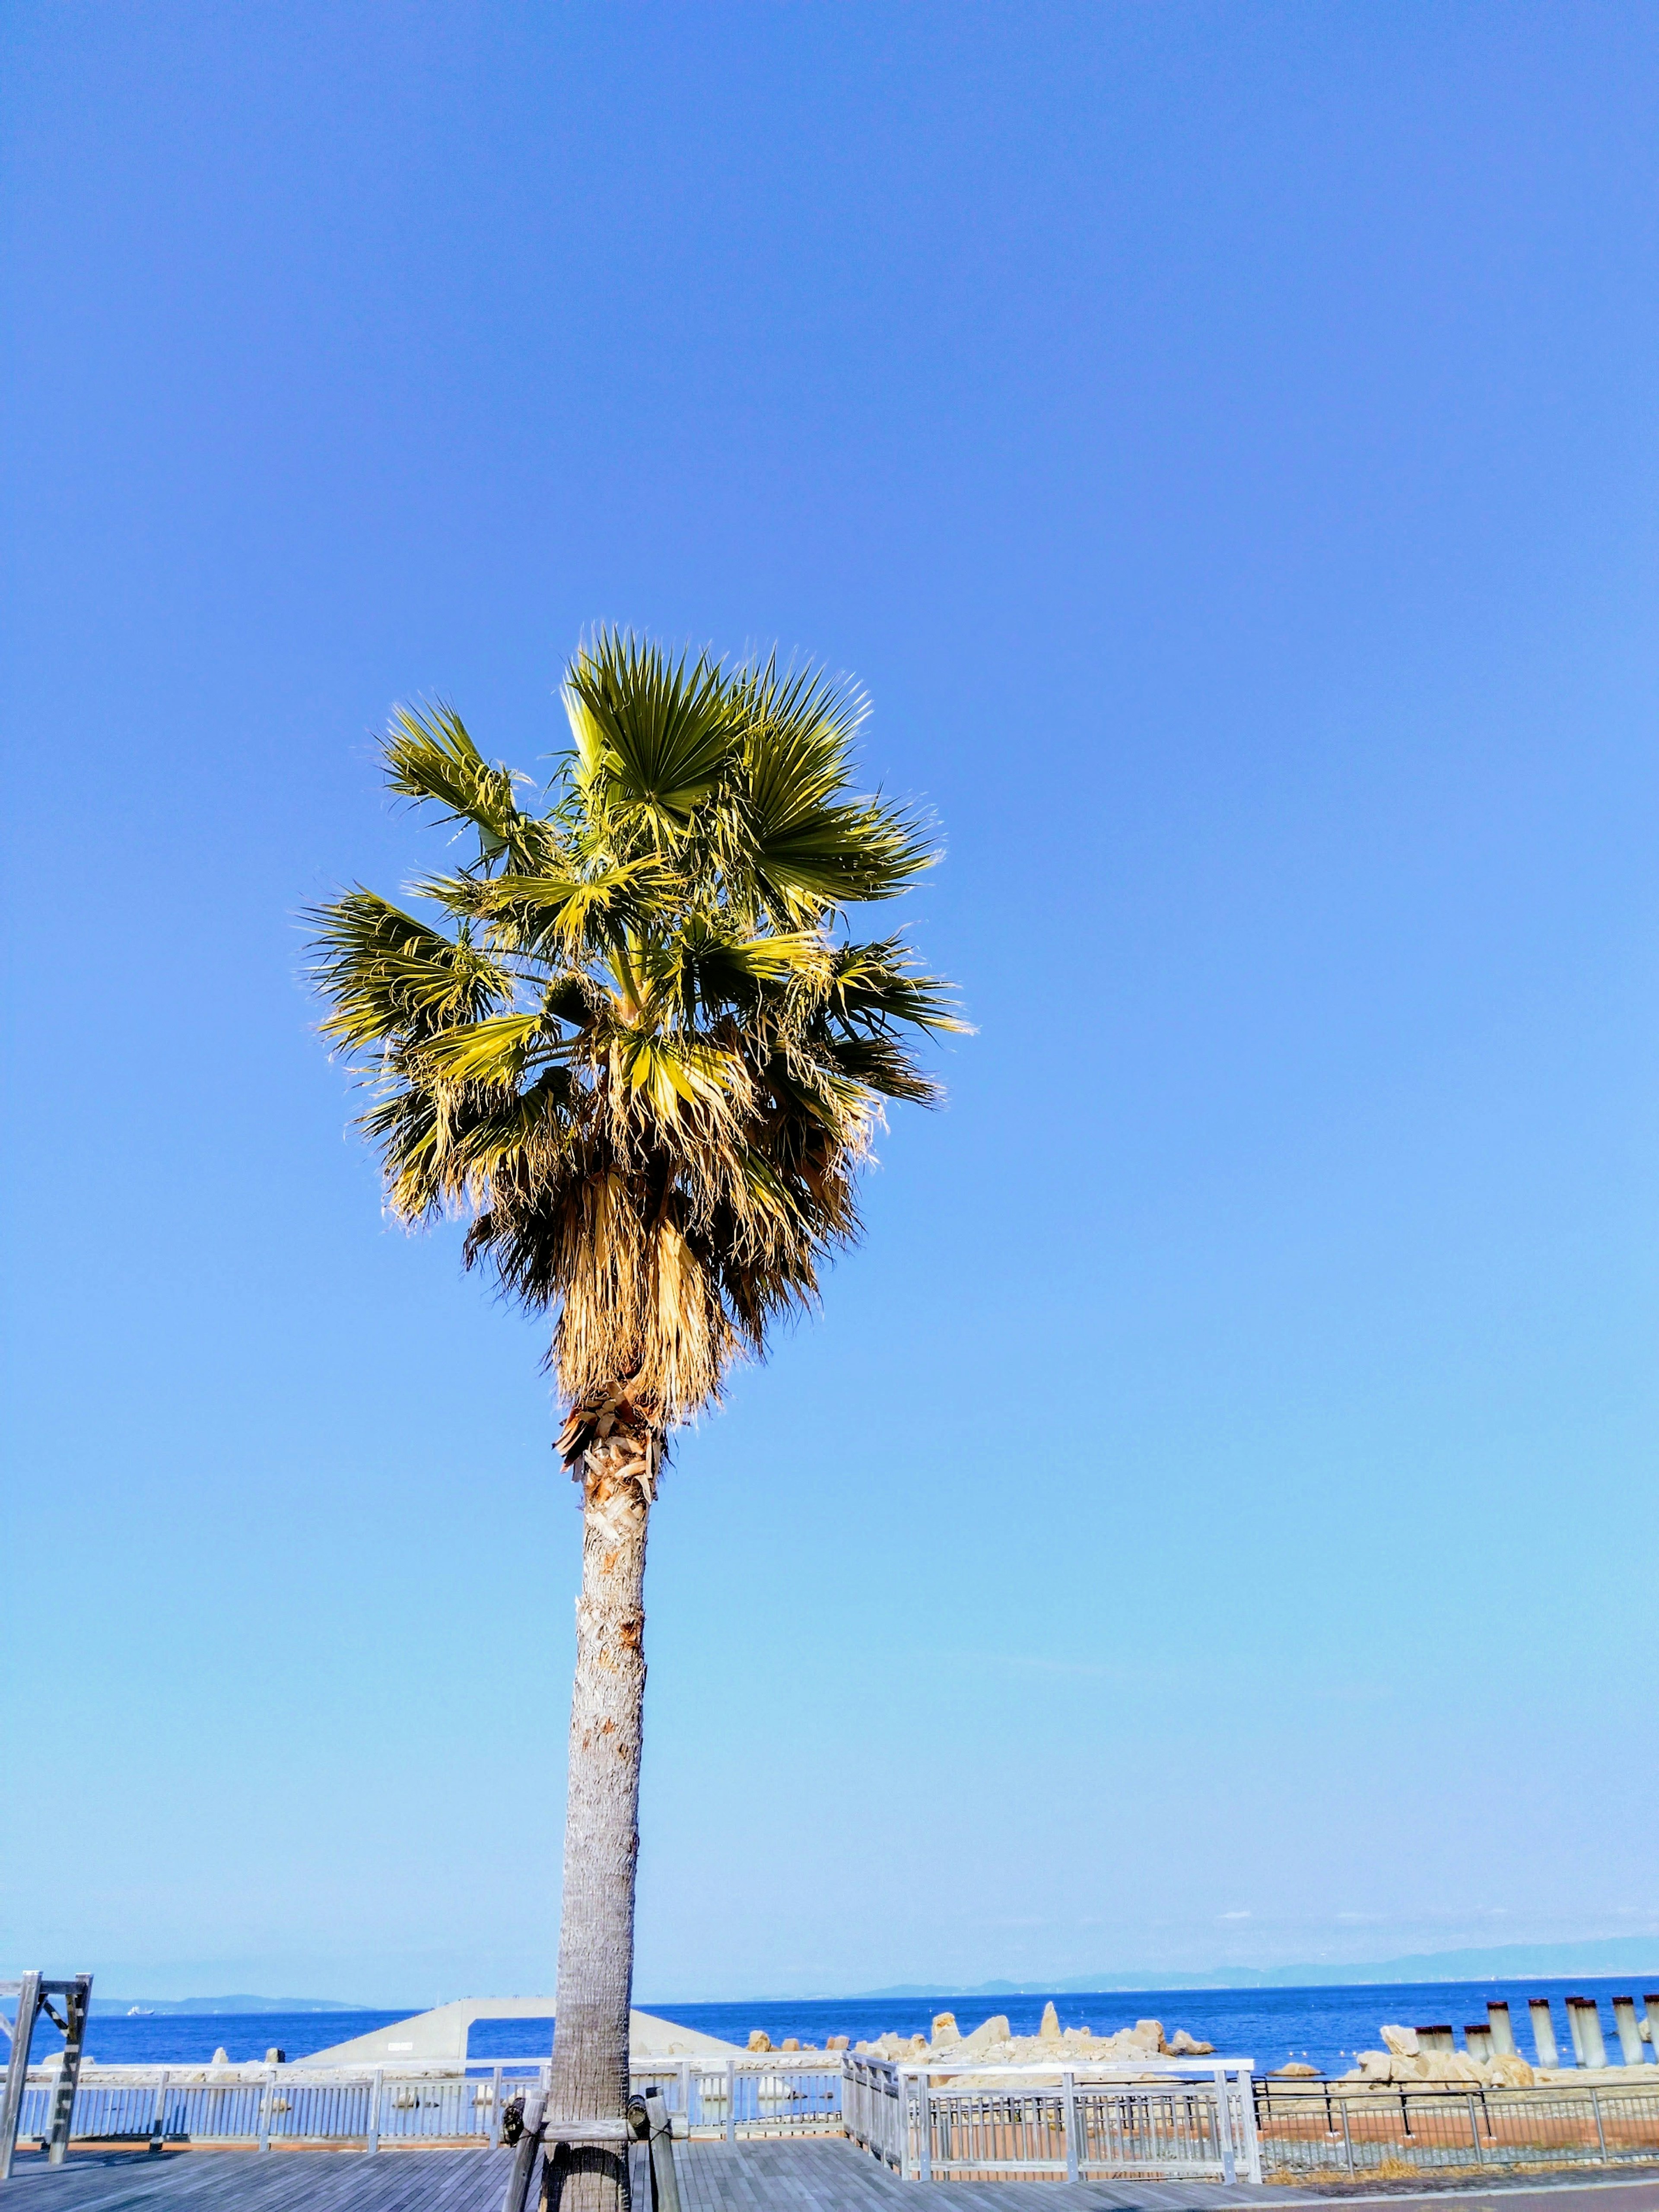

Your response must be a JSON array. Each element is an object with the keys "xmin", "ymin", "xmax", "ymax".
[{"xmin": 78, "ymin": 1937, "xmax": 1659, "ymax": 2018}]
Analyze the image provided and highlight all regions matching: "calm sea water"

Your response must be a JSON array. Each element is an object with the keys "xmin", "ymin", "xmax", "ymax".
[{"xmin": 19, "ymin": 1977, "xmax": 1657, "ymax": 2078}]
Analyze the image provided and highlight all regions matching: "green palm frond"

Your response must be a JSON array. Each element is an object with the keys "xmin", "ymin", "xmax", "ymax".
[
  {"xmin": 383, "ymin": 703, "xmax": 535, "ymax": 866},
  {"xmin": 564, "ymin": 632, "xmax": 737, "ymax": 838},
  {"xmin": 310, "ymin": 890, "xmax": 511, "ymax": 1046},
  {"xmin": 312, "ymin": 634, "xmax": 960, "ymax": 1434}
]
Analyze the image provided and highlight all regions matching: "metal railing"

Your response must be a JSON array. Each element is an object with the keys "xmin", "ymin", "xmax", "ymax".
[
  {"xmin": 844, "ymin": 2053, "xmax": 1262, "ymax": 2183},
  {"xmin": 1254, "ymin": 2077, "xmax": 1659, "ymax": 2180},
  {"xmin": 21, "ymin": 2049, "xmax": 1659, "ymax": 2182},
  {"xmin": 0, "ymin": 2052, "xmax": 847, "ymax": 2159}
]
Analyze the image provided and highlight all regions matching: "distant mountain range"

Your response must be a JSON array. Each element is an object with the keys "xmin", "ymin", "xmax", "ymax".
[
  {"xmin": 851, "ymin": 1939, "xmax": 1659, "ymax": 1999},
  {"xmin": 85, "ymin": 1938, "xmax": 1659, "ymax": 2016},
  {"xmin": 88, "ymin": 1995, "xmax": 366, "ymax": 2017}
]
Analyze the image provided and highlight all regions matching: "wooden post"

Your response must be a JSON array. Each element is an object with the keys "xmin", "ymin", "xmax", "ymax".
[
  {"xmin": 916, "ymin": 2071, "xmax": 931, "ymax": 2182},
  {"xmin": 644, "ymin": 2086, "xmax": 681, "ymax": 2212},
  {"xmin": 487, "ymin": 2064, "xmax": 503, "ymax": 2150},
  {"xmin": 500, "ymin": 2088, "xmax": 546, "ymax": 2212},
  {"xmin": 365, "ymin": 2068, "xmax": 382, "ymax": 2155},
  {"xmin": 1062, "ymin": 2069, "xmax": 1079, "ymax": 2184},
  {"xmin": 0, "ymin": 1974, "xmax": 41, "ymax": 2182},
  {"xmin": 257, "ymin": 2067, "xmax": 275, "ymax": 2152},
  {"xmin": 45, "ymin": 1976, "xmax": 92, "ymax": 2166},
  {"xmin": 724, "ymin": 2059, "xmax": 735, "ymax": 2144}
]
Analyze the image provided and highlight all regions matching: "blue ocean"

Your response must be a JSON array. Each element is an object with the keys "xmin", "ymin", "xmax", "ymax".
[{"xmin": 19, "ymin": 1977, "xmax": 1657, "ymax": 2078}]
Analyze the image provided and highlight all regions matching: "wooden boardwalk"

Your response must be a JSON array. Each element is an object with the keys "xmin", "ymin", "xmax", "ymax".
[{"xmin": 7, "ymin": 2142, "xmax": 1659, "ymax": 2211}]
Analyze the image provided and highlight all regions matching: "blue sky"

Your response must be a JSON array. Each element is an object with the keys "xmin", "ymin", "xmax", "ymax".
[{"xmin": 3, "ymin": 3, "xmax": 1657, "ymax": 2006}]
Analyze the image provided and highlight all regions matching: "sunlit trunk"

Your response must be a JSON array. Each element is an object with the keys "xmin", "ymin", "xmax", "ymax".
[{"xmin": 542, "ymin": 1430, "xmax": 654, "ymax": 2212}]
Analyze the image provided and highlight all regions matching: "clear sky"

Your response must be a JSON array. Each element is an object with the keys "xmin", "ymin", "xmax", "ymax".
[{"xmin": 3, "ymin": 4, "xmax": 1657, "ymax": 2008}]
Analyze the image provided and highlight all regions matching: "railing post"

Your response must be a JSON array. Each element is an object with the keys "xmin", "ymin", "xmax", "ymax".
[
  {"xmin": 1467, "ymin": 2092, "xmax": 1483, "ymax": 2164},
  {"xmin": 366, "ymin": 2069, "xmax": 382, "ymax": 2155},
  {"xmin": 257, "ymin": 2067, "xmax": 275, "ymax": 2152},
  {"xmin": 1214, "ymin": 2064, "xmax": 1236, "ymax": 2185},
  {"xmin": 678, "ymin": 2059, "xmax": 690, "ymax": 2133},
  {"xmin": 1062, "ymin": 2069, "xmax": 1079, "ymax": 2183},
  {"xmin": 1239, "ymin": 2067, "xmax": 1262, "ymax": 2187},
  {"xmin": 1591, "ymin": 2086, "xmax": 1607, "ymax": 2163},
  {"xmin": 724, "ymin": 2060, "xmax": 735, "ymax": 2145},
  {"xmin": 148, "ymin": 2069, "xmax": 170, "ymax": 2154},
  {"xmin": 0, "ymin": 1973, "xmax": 42, "ymax": 2182},
  {"xmin": 917, "ymin": 2069, "xmax": 931, "ymax": 2181},
  {"xmin": 1340, "ymin": 2091, "xmax": 1354, "ymax": 2177},
  {"xmin": 897, "ymin": 2070, "xmax": 913, "ymax": 2181},
  {"xmin": 488, "ymin": 2064, "xmax": 503, "ymax": 2149}
]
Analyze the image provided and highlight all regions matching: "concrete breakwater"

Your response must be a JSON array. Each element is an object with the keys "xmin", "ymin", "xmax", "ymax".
[{"xmin": 1283, "ymin": 1993, "xmax": 1659, "ymax": 2085}]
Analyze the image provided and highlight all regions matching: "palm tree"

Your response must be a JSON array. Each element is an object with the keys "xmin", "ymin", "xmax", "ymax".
[{"xmin": 311, "ymin": 632, "xmax": 960, "ymax": 2209}]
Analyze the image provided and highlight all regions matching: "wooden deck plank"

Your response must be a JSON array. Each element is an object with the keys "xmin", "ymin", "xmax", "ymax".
[{"xmin": 13, "ymin": 2138, "xmax": 1659, "ymax": 2212}]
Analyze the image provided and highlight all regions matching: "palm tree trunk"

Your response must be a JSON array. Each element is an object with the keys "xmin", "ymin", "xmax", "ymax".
[{"xmin": 543, "ymin": 1430, "xmax": 654, "ymax": 2212}]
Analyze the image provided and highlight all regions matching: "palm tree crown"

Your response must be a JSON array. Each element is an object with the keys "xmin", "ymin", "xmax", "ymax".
[{"xmin": 311, "ymin": 632, "xmax": 961, "ymax": 1452}]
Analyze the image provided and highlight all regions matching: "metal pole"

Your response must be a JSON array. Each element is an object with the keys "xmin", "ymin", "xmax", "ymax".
[
  {"xmin": 0, "ymin": 1975, "xmax": 41, "ymax": 2182},
  {"xmin": 1468, "ymin": 2093, "xmax": 1483, "ymax": 2164},
  {"xmin": 1340, "ymin": 2093, "xmax": 1354, "ymax": 2177},
  {"xmin": 1062, "ymin": 2069, "xmax": 1078, "ymax": 2184},
  {"xmin": 45, "ymin": 1977, "xmax": 92, "ymax": 2167},
  {"xmin": 1591, "ymin": 2087, "xmax": 1607, "ymax": 2163}
]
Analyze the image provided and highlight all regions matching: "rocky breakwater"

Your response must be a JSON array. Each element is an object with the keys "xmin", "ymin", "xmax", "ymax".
[
  {"xmin": 1338, "ymin": 2026, "xmax": 1535, "ymax": 2089},
  {"xmin": 854, "ymin": 2003, "xmax": 1215, "ymax": 2087}
]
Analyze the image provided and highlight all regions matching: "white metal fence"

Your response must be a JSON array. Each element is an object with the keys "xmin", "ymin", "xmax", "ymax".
[
  {"xmin": 4, "ymin": 2053, "xmax": 847, "ymax": 2157},
  {"xmin": 28, "ymin": 2050, "xmax": 1659, "ymax": 2184},
  {"xmin": 842, "ymin": 2053, "xmax": 1262, "ymax": 2184}
]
